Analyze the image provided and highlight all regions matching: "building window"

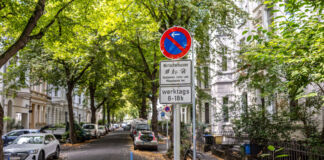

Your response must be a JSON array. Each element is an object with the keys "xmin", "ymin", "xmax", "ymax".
[
  {"xmin": 203, "ymin": 67, "xmax": 209, "ymax": 89},
  {"xmin": 79, "ymin": 95, "xmax": 81, "ymax": 104},
  {"xmin": 181, "ymin": 108, "xmax": 186, "ymax": 123},
  {"xmin": 205, "ymin": 103, "xmax": 209, "ymax": 124},
  {"xmin": 266, "ymin": 7, "xmax": 274, "ymax": 30},
  {"xmin": 242, "ymin": 92, "xmax": 248, "ymax": 115},
  {"xmin": 222, "ymin": 56, "xmax": 227, "ymax": 71},
  {"xmin": 54, "ymin": 89, "xmax": 58, "ymax": 97},
  {"xmin": 223, "ymin": 97, "xmax": 229, "ymax": 122},
  {"xmin": 213, "ymin": 98, "xmax": 216, "ymax": 105},
  {"xmin": 197, "ymin": 67, "xmax": 201, "ymax": 88}
]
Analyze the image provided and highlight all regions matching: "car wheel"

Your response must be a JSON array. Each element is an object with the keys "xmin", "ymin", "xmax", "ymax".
[
  {"xmin": 53, "ymin": 146, "xmax": 60, "ymax": 159},
  {"xmin": 38, "ymin": 151, "xmax": 45, "ymax": 160},
  {"xmin": 154, "ymin": 146, "xmax": 158, "ymax": 151}
]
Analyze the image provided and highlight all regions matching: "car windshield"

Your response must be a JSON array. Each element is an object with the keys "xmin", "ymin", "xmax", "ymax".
[
  {"xmin": 13, "ymin": 136, "xmax": 43, "ymax": 144},
  {"xmin": 6, "ymin": 131, "xmax": 23, "ymax": 136},
  {"xmin": 83, "ymin": 125, "xmax": 95, "ymax": 129},
  {"xmin": 136, "ymin": 124, "xmax": 149, "ymax": 130}
]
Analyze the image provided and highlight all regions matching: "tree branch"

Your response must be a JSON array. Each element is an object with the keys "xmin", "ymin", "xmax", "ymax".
[
  {"xmin": 72, "ymin": 58, "xmax": 94, "ymax": 84},
  {"xmin": 95, "ymin": 97, "xmax": 107, "ymax": 110},
  {"xmin": 315, "ymin": 83, "xmax": 324, "ymax": 94},
  {"xmin": 132, "ymin": 35, "xmax": 152, "ymax": 78},
  {"xmin": 29, "ymin": 0, "xmax": 75, "ymax": 40},
  {"xmin": 0, "ymin": 0, "xmax": 46, "ymax": 68}
]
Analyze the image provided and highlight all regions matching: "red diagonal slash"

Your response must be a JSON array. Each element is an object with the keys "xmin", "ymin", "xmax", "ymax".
[{"xmin": 166, "ymin": 34, "xmax": 186, "ymax": 52}]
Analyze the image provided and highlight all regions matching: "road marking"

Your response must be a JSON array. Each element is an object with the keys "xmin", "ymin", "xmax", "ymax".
[{"xmin": 130, "ymin": 151, "xmax": 133, "ymax": 160}]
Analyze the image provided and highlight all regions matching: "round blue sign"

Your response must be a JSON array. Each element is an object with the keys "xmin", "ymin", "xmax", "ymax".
[
  {"xmin": 161, "ymin": 112, "xmax": 165, "ymax": 117},
  {"xmin": 164, "ymin": 31, "xmax": 188, "ymax": 55}
]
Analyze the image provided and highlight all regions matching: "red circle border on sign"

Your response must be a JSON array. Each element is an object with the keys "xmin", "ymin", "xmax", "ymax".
[
  {"xmin": 164, "ymin": 106, "xmax": 171, "ymax": 112},
  {"xmin": 160, "ymin": 27, "xmax": 192, "ymax": 60}
]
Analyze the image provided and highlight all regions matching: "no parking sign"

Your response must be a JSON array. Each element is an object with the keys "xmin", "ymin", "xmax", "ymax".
[{"xmin": 160, "ymin": 27, "xmax": 192, "ymax": 59}]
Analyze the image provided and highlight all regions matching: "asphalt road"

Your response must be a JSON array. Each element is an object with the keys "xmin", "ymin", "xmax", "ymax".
[{"xmin": 61, "ymin": 129, "xmax": 148, "ymax": 160}]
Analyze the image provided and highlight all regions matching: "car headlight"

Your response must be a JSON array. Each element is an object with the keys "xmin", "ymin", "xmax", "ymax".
[{"xmin": 28, "ymin": 149, "xmax": 38, "ymax": 154}]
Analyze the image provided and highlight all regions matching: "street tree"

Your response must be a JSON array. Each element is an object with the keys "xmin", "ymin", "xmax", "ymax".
[
  {"xmin": 0, "ymin": 0, "xmax": 77, "ymax": 155},
  {"xmin": 237, "ymin": 0, "xmax": 324, "ymax": 145}
]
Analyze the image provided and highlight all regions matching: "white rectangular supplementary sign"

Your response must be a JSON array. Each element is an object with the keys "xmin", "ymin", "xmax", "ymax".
[
  {"xmin": 159, "ymin": 86, "xmax": 192, "ymax": 104},
  {"xmin": 160, "ymin": 60, "xmax": 192, "ymax": 85}
]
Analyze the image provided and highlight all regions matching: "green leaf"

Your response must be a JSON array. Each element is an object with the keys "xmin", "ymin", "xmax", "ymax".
[
  {"xmin": 247, "ymin": 35, "xmax": 252, "ymax": 42},
  {"xmin": 275, "ymin": 147, "xmax": 284, "ymax": 152},
  {"xmin": 268, "ymin": 145, "xmax": 275, "ymax": 151},
  {"xmin": 261, "ymin": 153, "xmax": 271, "ymax": 157},
  {"xmin": 264, "ymin": 1, "xmax": 272, "ymax": 5},
  {"xmin": 276, "ymin": 154, "xmax": 289, "ymax": 158},
  {"xmin": 242, "ymin": 30, "xmax": 248, "ymax": 35},
  {"xmin": 274, "ymin": 16, "xmax": 285, "ymax": 20},
  {"xmin": 296, "ymin": 92, "xmax": 318, "ymax": 100}
]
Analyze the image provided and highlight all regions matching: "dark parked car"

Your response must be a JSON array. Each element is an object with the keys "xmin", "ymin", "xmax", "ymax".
[
  {"xmin": 2, "ymin": 129, "xmax": 40, "ymax": 146},
  {"xmin": 64, "ymin": 122, "xmax": 91, "ymax": 142}
]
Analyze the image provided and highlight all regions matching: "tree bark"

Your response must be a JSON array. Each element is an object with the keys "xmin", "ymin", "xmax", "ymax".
[
  {"xmin": 150, "ymin": 81, "xmax": 158, "ymax": 137},
  {"xmin": 102, "ymin": 103, "xmax": 106, "ymax": 124},
  {"xmin": 169, "ymin": 104, "xmax": 174, "ymax": 153},
  {"xmin": 140, "ymin": 78, "xmax": 147, "ymax": 119},
  {"xmin": 66, "ymin": 84, "xmax": 77, "ymax": 144},
  {"xmin": 89, "ymin": 82, "xmax": 96, "ymax": 123},
  {"xmin": 0, "ymin": 103, "xmax": 4, "ymax": 160},
  {"xmin": 106, "ymin": 101, "xmax": 110, "ymax": 126}
]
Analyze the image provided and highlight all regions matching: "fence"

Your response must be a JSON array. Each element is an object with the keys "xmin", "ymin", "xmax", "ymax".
[
  {"xmin": 259, "ymin": 141, "xmax": 324, "ymax": 160},
  {"xmin": 211, "ymin": 131, "xmax": 324, "ymax": 160}
]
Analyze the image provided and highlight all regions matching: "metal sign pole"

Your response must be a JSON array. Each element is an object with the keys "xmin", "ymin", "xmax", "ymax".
[
  {"xmin": 166, "ymin": 118, "xmax": 168, "ymax": 151},
  {"xmin": 174, "ymin": 104, "xmax": 180, "ymax": 160},
  {"xmin": 192, "ymin": 35, "xmax": 196, "ymax": 160}
]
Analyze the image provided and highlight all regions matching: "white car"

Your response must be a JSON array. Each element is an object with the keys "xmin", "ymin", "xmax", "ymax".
[
  {"xmin": 82, "ymin": 123, "xmax": 99, "ymax": 138},
  {"xmin": 134, "ymin": 131, "xmax": 158, "ymax": 151},
  {"xmin": 4, "ymin": 133, "xmax": 60, "ymax": 160},
  {"xmin": 98, "ymin": 125, "xmax": 106, "ymax": 136}
]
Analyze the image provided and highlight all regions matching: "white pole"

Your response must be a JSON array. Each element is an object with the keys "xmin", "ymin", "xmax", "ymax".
[
  {"xmin": 166, "ymin": 118, "xmax": 168, "ymax": 151},
  {"xmin": 174, "ymin": 104, "xmax": 180, "ymax": 160},
  {"xmin": 191, "ymin": 34, "xmax": 197, "ymax": 160}
]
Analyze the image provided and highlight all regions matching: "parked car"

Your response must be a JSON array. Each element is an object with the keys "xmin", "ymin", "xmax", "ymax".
[
  {"xmin": 130, "ymin": 118, "xmax": 148, "ymax": 138},
  {"xmin": 113, "ymin": 124, "xmax": 119, "ymax": 130},
  {"xmin": 133, "ymin": 131, "xmax": 158, "ymax": 151},
  {"xmin": 121, "ymin": 123, "xmax": 127, "ymax": 128},
  {"xmin": 131, "ymin": 123, "xmax": 150, "ymax": 140},
  {"xmin": 98, "ymin": 125, "xmax": 106, "ymax": 136},
  {"xmin": 82, "ymin": 124, "xmax": 99, "ymax": 138},
  {"xmin": 124, "ymin": 124, "xmax": 131, "ymax": 131},
  {"xmin": 2, "ymin": 129, "xmax": 40, "ymax": 146},
  {"xmin": 4, "ymin": 133, "xmax": 60, "ymax": 160},
  {"xmin": 40, "ymin": 125, "xmax": 65, "ymax": 141}
]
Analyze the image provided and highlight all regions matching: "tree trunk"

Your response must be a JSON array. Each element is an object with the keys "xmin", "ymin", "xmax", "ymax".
[
  {"xmin": 66, "ymin": 84, "xmax": 77, "ymax": 144},
  {"xmin": 89, "ymin": 82, "xmax": 97, "ymax": 123},
  {"xmin": 102, "ymin": 104, "xmax": 106, "ymax": 124},
  {"xmin": 106, "ymin": 102, "xmax": 110, "ymax": 126},
  {"xmin": 169, "ymin": 104, "xmax": 174, "ymax": 153},
  {"xmin": 150, "ymin": 82, "xmax": 158, "ymax": 138},
  {"xmin": 140, "ymin": 78, "xmax": 147, "ymax": 119},
  {"xmin": 0, "ymin": 103, "xmax": 4, "ymax": 160}
]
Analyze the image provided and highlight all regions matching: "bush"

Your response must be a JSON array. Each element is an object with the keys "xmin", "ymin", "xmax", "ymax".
[
  {"xmin": 62, "ymin": 121, "xmax": 87, "ymax": 143},
  {"xmin": 98, "ymin": 120, "xmax": 105, "ymax": 125}
]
